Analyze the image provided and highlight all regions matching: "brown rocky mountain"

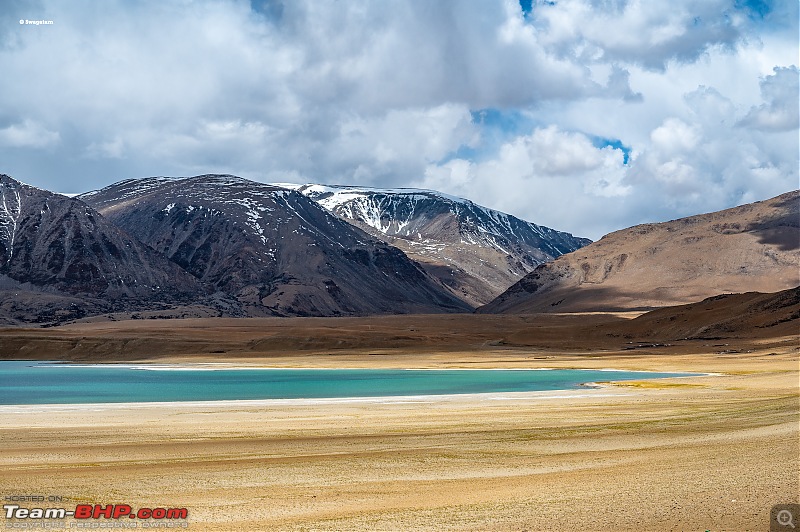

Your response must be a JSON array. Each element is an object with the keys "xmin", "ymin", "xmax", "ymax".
[
  {"xmin": 616, "ymin": 286, "xmax": 800, "ymax": 342},
  {"xmin": 0, "ymin": 174, "xmax": 206, "ymax": 324},
  {"xmin": 480, "ymin": 190, "xmax": 799, "ymax": 313},
  {"xmin": 79, "ymin": 175, "xmax": 471, "ymax": 317},
  {"xmin": 286, "ymin": 184, "xmax": 590, "ymax": 306}
]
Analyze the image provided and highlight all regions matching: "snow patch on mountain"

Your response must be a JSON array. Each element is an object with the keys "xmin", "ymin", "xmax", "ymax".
[
  {"xmin": 286, "ymin": 183, "xmax": 587, "ymax": 259},
  {"xmin": 281, "ymin": 182, "xmax": 591, "ymax": 306}
]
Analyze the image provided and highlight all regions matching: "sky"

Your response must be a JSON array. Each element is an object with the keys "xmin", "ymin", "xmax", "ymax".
[{"xmin": 0, "ymin": 0, "xmax": 797, "ymax": 239}]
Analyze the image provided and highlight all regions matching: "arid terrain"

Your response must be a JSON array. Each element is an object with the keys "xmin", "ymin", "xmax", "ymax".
[
  {"xmin": 482, "ymin": 190, "xmax": 799, "ymax": 313},
  {"xmin": 1, "ymin": 290, "xmax": 797, "ymax": 531},
  {"xmin": 1, "ymin": 1, "xmax": 796, "ymax": 529}
]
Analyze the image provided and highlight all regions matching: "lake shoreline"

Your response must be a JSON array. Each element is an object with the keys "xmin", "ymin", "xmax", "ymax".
[
  {"xmin": 1, "ymin": 316, "xmax": 797, "ymax": 530},
  {"xmin": 1, "ymin": 362, "xmax": 702, "ymax": 405}
]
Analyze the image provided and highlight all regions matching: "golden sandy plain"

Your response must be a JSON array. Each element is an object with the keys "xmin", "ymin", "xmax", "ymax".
[{"xmin": 0, "ymin": 312, "xmax": 798, "ymax": 531}]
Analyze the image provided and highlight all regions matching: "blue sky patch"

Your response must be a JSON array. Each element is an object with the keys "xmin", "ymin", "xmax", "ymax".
[
  {"xmin": 464, "ymin": 108, "xmax": 537, "ymax": 163},
  {"xmin": 735, "ymin": 0, "xmax": 772, "ymax": 19},
  {"xmin": 471, "ymin": 108, "xmax": 534, "ymax": 137},
  {"xmin": 591, "ymin": 136, "xmax": 631, "ymax": 164}
]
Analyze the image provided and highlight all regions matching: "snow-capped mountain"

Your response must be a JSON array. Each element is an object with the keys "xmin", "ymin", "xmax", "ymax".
[
  {"xmin": 79, "ymin": 175, "xmax": 471, "ymax": 317},
  {"xmin": 282, "ymin": 184, "xmax": 591, "ymax": 305},
  {"xmin": 0, "ymin": 174, "xmax": 204, "ymax": 324}
]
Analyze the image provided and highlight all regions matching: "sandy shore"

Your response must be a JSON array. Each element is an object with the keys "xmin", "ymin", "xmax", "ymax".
[{"xmin": 1, "ymin": 346, "xmax": 797, "ymax": 531}]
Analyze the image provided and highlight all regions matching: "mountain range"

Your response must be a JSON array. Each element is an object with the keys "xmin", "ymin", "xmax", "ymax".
[
  {"xmin": 78, "ymin": 175, "xmax": 472, "ymax": 318},
  {"xmin": 0, "ymin": 173, "xmax": 591, "ymax": 324},
  {"xmin": 1, "ymin": 172, "xmax": 797, "ymax": 326}
]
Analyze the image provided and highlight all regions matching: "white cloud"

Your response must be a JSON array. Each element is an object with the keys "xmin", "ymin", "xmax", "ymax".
[
  {"xmin": 739, "ymin": 66, "xmax": 800, "ymax": 131},
  {"xmin": 417, "ymin": 125, "xmax": 631, "ymax": 237},
  {"xmin": 418, "ymin": 61, "xmax": 797, "ymax": 239},
  {"xmin": 324, "ymin": 104, "xmax": 478, "ymax": 183},
  {"xmin": 529, "ymin": 0, "xmax": 744, "ymax": 70},
  {"xmin": 0, "ymin": 0, "xmax": 795, "ymax": 240},
  {"xmin": 0, "ymin": 119, "xmax": 59, "ymax": 148},
  {"xmin": 649, "ymin": 118, "xmax": 702, "ymax": 157}
]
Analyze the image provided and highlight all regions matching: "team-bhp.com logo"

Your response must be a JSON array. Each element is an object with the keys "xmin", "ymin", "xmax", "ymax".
[{"xmin": 4, "ymin": 503, "xmax": 188, "ymax": 527}]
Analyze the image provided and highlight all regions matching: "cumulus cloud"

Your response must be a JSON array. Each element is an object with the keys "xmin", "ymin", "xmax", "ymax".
[
  {"xmin": 324, "ymin": 104, "xmax": 478, "ymax": 183},
  {"xmin": 0, "ymin": 0, "xmax": 796, "ymax": 238},
  {"xmin": 529, "ymin": 0, "xmax": 745, "ymax": 70},
  {"xmin": 738, "ymin": 66, "xmax": 800, "ymax": 132},
  {"xmin": 417, "ymin": 125, "xmax": 632, "ymax": 237},
  {"xmin": 604, "ymin": 65, "xmax": 643, "ymax": 102},
  {"xmin": 420, "ymin": 63, "xmax": 798, "ymax": 239}
]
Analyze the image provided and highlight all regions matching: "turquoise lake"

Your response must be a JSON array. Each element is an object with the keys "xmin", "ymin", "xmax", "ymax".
[{"xmin": 0, "ymin": 361, "xmax": 699, "ymax": 405}]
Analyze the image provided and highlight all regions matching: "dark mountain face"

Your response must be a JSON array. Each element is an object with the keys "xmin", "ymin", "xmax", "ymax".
[
  {"xmin": 288, "ymin": 184, "xmax": 591, "ymax": 306},
  {"xmin": 0, "ymin": 174, "xmax": 206, "ymax": 323},
  {"xmin": 480, "ymin": 190, "xmax": 800, "ymax": 314},
  {"xmin": 80, "ymin": 175, "xmax": 471, "ymax": 316}
]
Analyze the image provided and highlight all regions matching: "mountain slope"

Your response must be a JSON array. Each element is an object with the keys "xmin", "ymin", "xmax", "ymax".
[
  {"xmin": 283, "ymin": 184, "xmax": 590, "ymax": 306},
  {"xmin": 480, "ymin": 190, "xmax": 800, "ymax": 313},
  {"xmin": 0, "ymin": 174, "xmax": 206, "ymax": 324},
  {"xmin": 80, "ymin": 175, "xmax": 471, "ymax": 316},
  {"xmin": 617, "ymin": 286, "xmax": 800, "ymax": 341}
]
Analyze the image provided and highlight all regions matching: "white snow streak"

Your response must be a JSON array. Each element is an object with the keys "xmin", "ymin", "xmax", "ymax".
[{"xmin": 0, "ymin": 186, "xmax": 21, "ymax": 260}]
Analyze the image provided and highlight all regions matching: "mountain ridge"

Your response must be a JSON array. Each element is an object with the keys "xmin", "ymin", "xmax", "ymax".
[
  {"xmin": 285, "ymin": 183, "xmax": 591, "ymax": 305},
  {"xmin": 479, "ymin": 190, "xmax": 800, "ymax": 314},
  {"xmin": 4, "ymin": 172, "xmax": 795, "ymax": 325},
  {"xmin": 0, "ymin": 174, "xmax": 208, "ymax": 324},
  {"xmin": 79, "ymin": 175, "xmax": 472, "ymax": 318}
]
